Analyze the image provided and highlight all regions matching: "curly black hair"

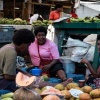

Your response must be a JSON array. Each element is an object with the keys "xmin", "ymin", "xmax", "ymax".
[
  {"xmin": 55, "ymin": 3, "xmax": 63, "ymax": 10},
  {"xmin": 34, "ymin": 26, "xmax": 47, "ymax": 36},
  {"xmin": 13, "ymin": 29, "xmax": 35, "ymax": 46},
  {"xmin": 97, "ymin": 34, "xmax": 100, "ymax": 41}
]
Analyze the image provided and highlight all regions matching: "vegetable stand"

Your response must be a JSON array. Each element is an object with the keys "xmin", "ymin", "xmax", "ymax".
[
  {"xmin": 53, "ymin": 22, "xmax": 100, "ymax": 71},
  {"xmin": 0, "ymin": 25, "xmax": 33, "ymax": 48}
]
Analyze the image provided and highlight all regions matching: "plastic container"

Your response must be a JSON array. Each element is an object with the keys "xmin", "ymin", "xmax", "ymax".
[
  {"xmin": 78, "ymin": 80, "xmax": 85, "ymax": 87},
  {"xmin": 60, "ymin": 56, "xmax": 75, "ymax": 74},
  {"xmin": 0, "ymin": 26, "xmax": 15, "ymax": 43},
  {"xmin": 29, "ymin": 67, "xmax": 42, "ymax": 76}
]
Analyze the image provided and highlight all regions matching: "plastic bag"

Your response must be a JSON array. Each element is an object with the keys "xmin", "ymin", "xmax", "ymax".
[
  {"xmin": 66, "ymin": 37, "xmax": 91, "ymax": 48},
  {"xmin": 71, "ymin": 46, "xmax": 95, "ymax": 62},
  {"xmin": 85, "ymin": 46, "xmax": 95, "ymax": 61},
  {"xmin": 72, "ymin": 47, "xmax": 88, "ymax": 56},
  {"xmin": 46, "ymin": 24, "xmax": 58, "ymax": 45},
  {"xmin": 63, "ymin": 37, "xmax": 95, "ymax": 63}
]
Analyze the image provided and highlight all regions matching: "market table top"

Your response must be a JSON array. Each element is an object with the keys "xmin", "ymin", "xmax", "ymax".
[
  {"xmin": 53, "ymin": 22, "xmax": 100, "ymax": 28},
  {"xmin": 53, "ymin": 22, "xmax": 100, "ymax": 34},
  {"xmin": 0, "ymin": 24, "xmax": 33, "ymax": 31}
]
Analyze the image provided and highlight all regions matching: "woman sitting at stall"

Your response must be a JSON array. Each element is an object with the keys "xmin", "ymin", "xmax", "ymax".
[
  {"xmin": 81, "ymin": 34, "xmax": 100, "ymax": 89},
  {"xmin": 28, "ymin": 26, "xmax": 72, "ymax": 82}
]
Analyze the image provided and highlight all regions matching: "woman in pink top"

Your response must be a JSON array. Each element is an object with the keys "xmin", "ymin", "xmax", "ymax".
[{"xmin": 29, "ymin": 26, "xmax": 73, "ymax": 83}]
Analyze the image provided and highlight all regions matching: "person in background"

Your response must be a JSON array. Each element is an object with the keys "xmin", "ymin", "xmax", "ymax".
[
  {"xmin": 70, "ymin": 7, "xmax": 78, "ymax": 18},
  {"xmin": 67, "ymin": 7, "xmax": 78, "ymax": 22},
  {"xmin": 30, "ymin": 11, "xmax": 43, "ymax": 24},
  {"xmin": 0, "ymin": 12, "xmax": 4, "ymax": 19},
  {"xmin": 0, "ymin": 29, "xmax": 35, "ymax": 92},
  {"xmin": 49, "ymin": 3, "xmax": 63, "ymax": 20},
  {"xmin": 8, "ymin": 11, "xmax": 13, "ymax": 19},
  {"xmin": 95, "ymin": 13, "xmax": 100, "ymax": 19},
  {"xmin": 81, "ymin": 34, "xmax": 100, "ymax": 89},
  {"xmin": 28, "ymin": 26, "xmax": 73, "ymax": 86}
]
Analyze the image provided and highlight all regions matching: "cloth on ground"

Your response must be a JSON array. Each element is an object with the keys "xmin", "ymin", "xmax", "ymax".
[{"xmin": 16, "ymin": 56, "xmax": 28, "ymax": 69}]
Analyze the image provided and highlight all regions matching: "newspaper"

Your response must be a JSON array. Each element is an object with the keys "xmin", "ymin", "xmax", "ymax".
[{"xmin": 53, "ymin": 13, "xmax": 71, "ymax": 23}]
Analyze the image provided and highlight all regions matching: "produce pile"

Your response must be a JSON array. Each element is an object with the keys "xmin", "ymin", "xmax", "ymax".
[
  {"xmin": 1, "ymin": 73, "xmax": 100, "ymax": 100},
  {"xmin": 70, "ymin": 17, "xmax": 100, "ymax": 23},
  {"xmin": 1, "ymin": 82, "xmax": 100, "ymax": 100},
  {"xmin": 33, "ymin": 83, "xmax": 100, "ymax": 100},
  {"xmin": 31, "ymin": 20, "xmax": 53, "ymax": 26},
  {"xmin": 0, "ymin": 18, "xmax": 27, "ymax": 25}
]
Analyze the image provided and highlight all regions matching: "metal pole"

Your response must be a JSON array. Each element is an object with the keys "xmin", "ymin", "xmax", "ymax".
[{"xmin": 14, "ymin": 0, "xmax": 15, "ymax": 18}]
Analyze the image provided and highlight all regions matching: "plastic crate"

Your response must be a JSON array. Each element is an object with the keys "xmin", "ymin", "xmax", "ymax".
[{"xmin": 0, "ymin": 26, "xmax": 15, "ymax": 43}]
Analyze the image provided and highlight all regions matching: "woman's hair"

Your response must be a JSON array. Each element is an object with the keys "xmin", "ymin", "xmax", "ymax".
[
  {"xmin": 13, "ymin": 29, "xmax": 35, "ymax": 46},
  {"xmin": 55, "ymin": 3, "xmax": 63, "ymax": 10},
  {"xmin": 34, "ymin": 26, "xmax": 47, "ymax": 36},
  {"xmin": 97, "ymin": 34, "xmax": 100, "ymax": 41}
]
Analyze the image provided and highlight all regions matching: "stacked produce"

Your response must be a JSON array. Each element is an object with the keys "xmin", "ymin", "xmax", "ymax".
[
  {"xmin": 31, "ymin": 20, "xmax": 53, "ymax": 26},
  {"xmin": 70, "ymin": 17, "xmax": 100, "ymax": 23},
  {"xmin": 1, "ymin": 72, "xmax": 100, "ymax": 100},
  {"xmin": 34, "ymin": 82, "xmax": 100, "ymax": 100},
  {"xmin": 0, "ymin": 18, "xmax": 27, "ymax": 25}
]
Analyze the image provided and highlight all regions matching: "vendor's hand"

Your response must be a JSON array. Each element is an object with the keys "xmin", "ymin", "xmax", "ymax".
[
  {"xmin": 80, "ymin": 58, "xmax": 89, "ymax": 64},
  {"xmin": 42, "ymin": 65, "xmax": 51, "ymax": 72}
]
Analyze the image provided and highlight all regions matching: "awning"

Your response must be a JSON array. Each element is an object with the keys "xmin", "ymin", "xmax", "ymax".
[{"xmin": 80, "ymin": 1, "xmax": 100, "ymax": 11}]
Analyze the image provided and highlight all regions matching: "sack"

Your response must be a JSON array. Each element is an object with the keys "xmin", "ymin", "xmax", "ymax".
[
  {"xmin": 66, "ymin": 37, "xmax": 91, "ymax": 48},
  {"xmin": 63, "ymin": 37, "xmax": 95, "ymax": 62}
]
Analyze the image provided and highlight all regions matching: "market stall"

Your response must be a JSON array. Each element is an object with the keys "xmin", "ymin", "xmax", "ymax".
[
  {"xmin": 1, "ymin": 17, "xmax": 100, "ymax": 100},
  {"xmin": 53, "ymin": 22, "xmax": 100, "ymax": 71},
  {"xmin": 0, "ymin": 24, "xmax": 33, "ymax": 48}
]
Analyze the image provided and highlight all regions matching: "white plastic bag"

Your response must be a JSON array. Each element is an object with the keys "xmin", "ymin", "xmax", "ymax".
[
  {"xmin": 66, "ymin": 37, "xmax": 91, "ymax": 48},
  {"xmin": 64, "ymin": 37, "xmax": 95, "ymax": 63},
  {"xmin": 72, "ymin": 47, "xmax": 88, "ymax": 56},
  {"xmin": 46, "ymin": 24, "xmax": 58, "ymax": 45},
  {"xmin": 86, "ymin": 46, "xmax": 95, "ymax": 61}
]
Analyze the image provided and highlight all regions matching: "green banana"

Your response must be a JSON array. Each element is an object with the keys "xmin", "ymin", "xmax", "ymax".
[
  {"xmin": 1, "ymin": 98, "xmax": 13, "ymax": 100},
  {"xmin": 1, "ymin": 92, "xmax": 14, "ymax": 99}
]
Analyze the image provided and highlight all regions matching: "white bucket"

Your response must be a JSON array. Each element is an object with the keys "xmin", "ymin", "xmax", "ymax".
[{"xmin": 60, "ymin": 56, "xmax": 75, "ymax": 74}]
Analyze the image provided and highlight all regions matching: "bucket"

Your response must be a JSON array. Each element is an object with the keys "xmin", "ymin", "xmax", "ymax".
[{"xmin": 60, "ymin": 56, "xmax": 75, "ymax": 74}]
